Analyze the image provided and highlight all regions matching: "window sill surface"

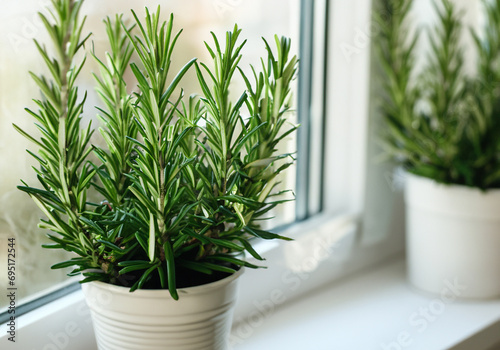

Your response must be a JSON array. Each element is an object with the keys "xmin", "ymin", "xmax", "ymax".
[
  {"xmin": 3, "ymin": 257, "xmax": 500, "ymax": 350},
  {"xmin": 230, "ymin": 258, "xmax": 500, "ymax": 350}
]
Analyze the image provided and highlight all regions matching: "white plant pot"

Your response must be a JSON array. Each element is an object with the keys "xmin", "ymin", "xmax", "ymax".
[
  {"xmin": 81, "ymin": 268, "xmax": 243, "ymax": 350},
  {"xmin": 405, "ymin": 173, "xmax": 500, "ymax": 299}
]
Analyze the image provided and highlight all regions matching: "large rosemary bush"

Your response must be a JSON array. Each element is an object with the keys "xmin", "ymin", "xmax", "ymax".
[
  {"xmin": 15, "ymin": 0, "xmax": 298, "ymax": 299},
  {"xmin": 376, "ymin": 0, "xmax": 500, "ymax": 189}
]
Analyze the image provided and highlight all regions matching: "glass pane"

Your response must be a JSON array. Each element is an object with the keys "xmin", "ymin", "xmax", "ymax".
[{"xmin": 0, "ymin": 0, "xmax": 299, "ymax": 309}]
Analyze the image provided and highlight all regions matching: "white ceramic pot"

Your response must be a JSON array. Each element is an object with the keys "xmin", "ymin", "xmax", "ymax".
[
  {"xmin": 81, "ymin": 268, "xmax": 243, "ymax": 350},
  {"xmin": 405, "ymin": 173, "xmax": 500, "ymax": 299}
]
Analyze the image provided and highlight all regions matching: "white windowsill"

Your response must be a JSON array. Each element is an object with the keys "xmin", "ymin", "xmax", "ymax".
[
  {"xmin": 230, "ymin": 257, "xmax": 500, "ymax": 350},
  {"xmin": 3, "ymin": 256, "xmax": 500, "ymax": 350}
]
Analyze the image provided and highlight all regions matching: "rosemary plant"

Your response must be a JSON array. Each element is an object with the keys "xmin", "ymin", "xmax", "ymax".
[
  {"xmin": 16, "ymin": 0, "xmax": 298, "ymax": 299},
  {"xmin": 376, "ymin": 0, "xmax": 500, "ymax": 189}
]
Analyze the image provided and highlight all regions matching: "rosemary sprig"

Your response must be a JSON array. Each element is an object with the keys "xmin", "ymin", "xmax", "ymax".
[{"xmin": 14, "ymin": 0, "xmax": 97, "ymax": 264}]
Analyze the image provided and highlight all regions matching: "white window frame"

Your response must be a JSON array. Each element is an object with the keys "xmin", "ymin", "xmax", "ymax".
[
  {"xmin": 233, "ymin": 0, "xmax": 407, "ymax": 323},
  {"xmin": 0, "ymin": 0, "xmax": 411, "ymax": 348}
]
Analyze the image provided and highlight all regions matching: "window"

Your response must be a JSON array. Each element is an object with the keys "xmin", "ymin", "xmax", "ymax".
[{"xmin": 0, "ymin": 0, "xmax": 300, "ymax": 317}]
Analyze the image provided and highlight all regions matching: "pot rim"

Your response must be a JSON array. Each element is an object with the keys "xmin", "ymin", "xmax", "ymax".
[
  {"xmin": 82, "ymin": 266, "xmax": 244, "ymax": 297},
  {"xmin": 405, "ymin": 171, "xmax": 500, "ymax": 220},
  {"xmin": 405, "ymin": 171, "xmax": 500, "ymax": 194}
]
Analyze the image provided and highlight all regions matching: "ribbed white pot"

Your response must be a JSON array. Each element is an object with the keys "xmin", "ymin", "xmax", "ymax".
[
  {"xmin": 405, "ymin": 173, "xmax": 500, "ymax": 299},
  {"xmin": 81, "ymin": 268, "xmax": 243, "ymax": 350}
]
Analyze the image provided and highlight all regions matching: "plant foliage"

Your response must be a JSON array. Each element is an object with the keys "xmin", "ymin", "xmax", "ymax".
[
  {"xmin": 16, "ymin": 0, "xmax": 298, "ymax": 299},
  {"xmin": 376, "ymin": 0, "xmax": 500, "ymax": 189}
]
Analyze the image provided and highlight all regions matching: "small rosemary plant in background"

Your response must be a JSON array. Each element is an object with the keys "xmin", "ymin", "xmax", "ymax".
[
  {"xmin": 376, "ymin": 0, "xmax": 500, "ymax": 189},
  {"xmin": 16, "ymin": 0, "xmax": 298, "ymax": 299}
]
